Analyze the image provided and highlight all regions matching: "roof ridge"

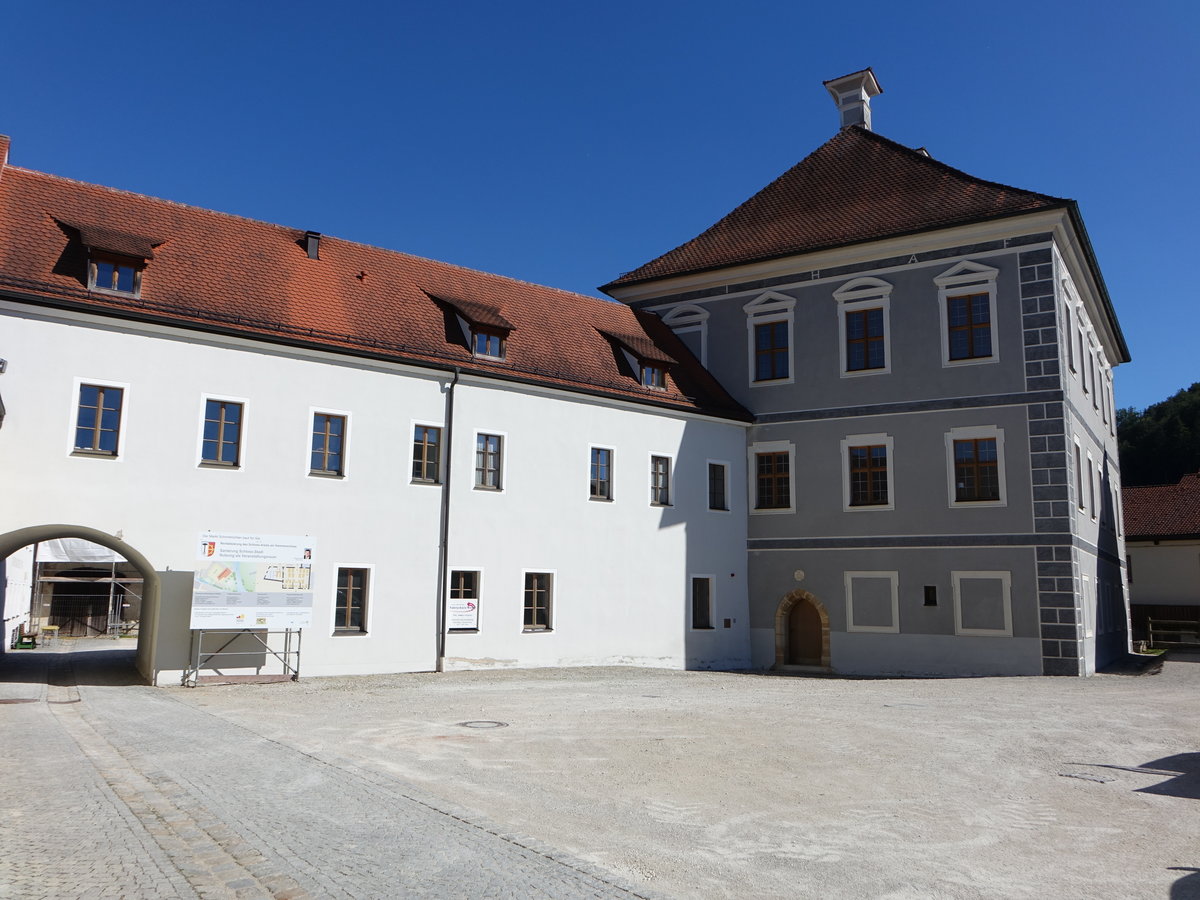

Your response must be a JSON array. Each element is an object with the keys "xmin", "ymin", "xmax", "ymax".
[{"xmin": 10, "ymin": 165, "xmax": 618, "ymax": 311}]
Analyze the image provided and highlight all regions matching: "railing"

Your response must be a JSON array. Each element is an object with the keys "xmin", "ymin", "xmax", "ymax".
[{"xmin": 1147, "ymin": 619, "xmax": 1200, "ymax": 650}]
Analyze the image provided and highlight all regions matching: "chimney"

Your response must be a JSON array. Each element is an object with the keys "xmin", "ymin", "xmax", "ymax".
[
  {"xmin": 304, "ymin": 230, "xmax": 321, "ymax": 260},
  {"xmin": 823, "ymin": 68, "xmax": 882, "ymax": 131}
]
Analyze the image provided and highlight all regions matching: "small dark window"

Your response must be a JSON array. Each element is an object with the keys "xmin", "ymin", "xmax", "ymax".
[
  {"xmin": 89, "ymin": 254, "xmax": 141, "ymax": 296},
  {"xmin": 650, "ymin": 455, "xmax": 671, "ymax": 506},
  {"xmin": 311, "ymin": 413, "xmax": 346, "ymax": 476},
  {"xmin": 924, "ymin": 586, "xmax": 938, "ymax": 607},
  {"xmin": 755, "ymin": 452, "xmax": 791, "ymax": 509},
  {"xmin": 412, "ymin": 425, "xmax": 442, "ymax": 483},
  {"xmin": 754, "ymin": 321, "xmax": 789, "ymax": 381},
  {"xmin": 475, "ymin": 433, "xmax": 502, "ymax": 489},
  {"xmin": 335, "ymin": 567, "xmax": 368, "ymax": 631},
  {"xmin": 74, "ymin": 384, "xmax": 123, "ymax": 456},
  {"xmin": 692, "ymin": 577, "xmax": 714, "ymax": 629},
  {"xmin": 523, "ymin": 572, "xmax": 552, "ymax": 631},
  {"xmin": 590, "ymin": 448, "xmax": 613, "ymax": 500},
  {"xmin": 845, "ymin": 308, "xmax": 885, "ymax": 370},
  {"xmin": 640, "ymin": 363, "xmax": 666, "ymax": 389},
  {"xmin": 708, "ymin": 463, "xmax": 728, "ymax": 511},
  {"xmin": 953, "ymin": 438, "xmax": 999, "ymax": 502},
  {"xmin": 472, "ymin": 328, "xmax": 505, "ymax": 360},
  {"xmin": 947, "ymin": 293, "xmax": 992, "ymax": 360},
  {"xmin": 1064, "ymin": 305, "xmax": 1075, "ymax": 372},
  {"xmin": 848, "ymin": 444, "xmax": 888, "ymax": 506},
  {"xmin": 201, "ymin": 400, "xmax": 242, "ymax": 466}
]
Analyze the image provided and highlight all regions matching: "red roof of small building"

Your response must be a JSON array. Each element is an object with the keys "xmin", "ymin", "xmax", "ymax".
[
  {"xmin": 603, "ymin": 125, "xmax": 1065, "ymax": 290},
  {"xmin": 1122, "ymin": 474, "xmax": 1200, "ymax": 540},
  {"xmin": 0, "ymin": 154, "xmax": 748, "ymax": 421}
]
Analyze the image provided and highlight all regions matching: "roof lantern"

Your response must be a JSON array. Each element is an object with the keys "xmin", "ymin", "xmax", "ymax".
[{"xmin": 823, "ymin": 68, "xmax": 882, "ymax": 131}]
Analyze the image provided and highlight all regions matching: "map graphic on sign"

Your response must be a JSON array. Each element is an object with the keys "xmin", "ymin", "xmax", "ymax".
[{"xmin": 190, "ymin": 533, "xmax": 315, "ymax": 629}]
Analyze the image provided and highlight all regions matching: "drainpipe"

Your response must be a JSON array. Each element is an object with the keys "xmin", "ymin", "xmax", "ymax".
[{"xmin": 435, "ymin": 367, "xmax": 460, "ymax": 673}]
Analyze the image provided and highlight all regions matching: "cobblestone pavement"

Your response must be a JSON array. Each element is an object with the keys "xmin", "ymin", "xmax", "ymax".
[{"xmin": 0, "ymin": 643, "xmax": 648, "ymax": 900}]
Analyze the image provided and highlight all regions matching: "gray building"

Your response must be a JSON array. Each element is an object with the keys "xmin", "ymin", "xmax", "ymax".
[{"xmin": 604, "ymin": 70, "xmax": 1131, "ymax": 676}]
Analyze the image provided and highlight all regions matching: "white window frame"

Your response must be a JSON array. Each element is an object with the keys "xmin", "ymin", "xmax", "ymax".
[
  {"xmin": 331, "ymin": 562, "xmax": 374, "ymax": 636},
  {"xmin": 1074, "ymin": 437, "xmax": 1085, "ymax": 512},
  {"xmin": 706, "ymin": 458, "xmax": 732, "ymax": 514},
  {"xmin": 649, "ymin": 451, "xmax": 674, "ymax": 507},
  {"xmin": 690, "ymin": 574, "xmax": 716, "ymax": 630},
  {"xmin": 195, "ymin": 393, "xmax": 249, "ymax": 470},
  {"xmin": 661, "ymin": 304, "xmax": 710, "ymax": 367},
  {"xmin": 306, "ymin": 406, "xmax": 352, "ymax": 479},
  {"xmin": 447, "ymin": 567, "xmax": 483, "ymax": 633},
  {"xmin": 588, "ymin": 444, "xmax": 615, "ymax": 503},
  {"xmin": 521, "ymin": 568, "xmax": 557, "ymax": 633},
  {"xmin": 952, "ymin": 570, "xmax": 1012, "ymax": 637},
  {"xmin": 834, "ymin": 277, "xmax": 893, "ymax": 377},
  {"xmin": 845, "ymin": 571, "xmax": 900, "ymax": 634},
  {"xmin": 410, "ymin": 419, "xmax": 446, "ymax": 486},
  {"xmin": 473, "ymin": 428, "xmax": 507, "ymax": 493},
  {"xmin": 840, "ymin": 432, "xmax": 895, "ymax": 512},
  {"xmin": 744, "ymin": 291, "xmax": 795, "ymax": 387},
  {"xmin": 68, "ymin": 376, "xmax": 130, "ymax": 462},
  {"xmin": 935, "ymin": 260, "xmax": 1000, "ymax": 368},
  {"xmin": 748, "ymin": 440, "xmax": 796, "ymax": 515},
  {"xmin": 944, "ymin": 425, "xmax": 1007, "ymax": 508}
]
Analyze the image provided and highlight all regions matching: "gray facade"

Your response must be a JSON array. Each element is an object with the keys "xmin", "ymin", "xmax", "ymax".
[{"xmin": 618, "ymin": 226, "xmax": 1129, "ymax": 677}]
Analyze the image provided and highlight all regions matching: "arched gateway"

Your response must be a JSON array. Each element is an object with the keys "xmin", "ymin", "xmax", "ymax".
[
  {"xmin": 774, "ymin": 589, "xmax": 830, "ymax": 669},
  {"xmin": 0, "ymin": 525, "xmax": 159, "ymax": 684}
]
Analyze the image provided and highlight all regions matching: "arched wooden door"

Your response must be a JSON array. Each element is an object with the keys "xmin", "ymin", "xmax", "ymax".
[{"xmin": 774, "ymin": 589, "xmax": 831, "ymax": 668}]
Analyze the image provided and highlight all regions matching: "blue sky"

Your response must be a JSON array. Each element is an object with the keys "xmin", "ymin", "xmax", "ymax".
[{"xmin": 3, "ymin": 1, "xmax": 1196, "ymax": 411}]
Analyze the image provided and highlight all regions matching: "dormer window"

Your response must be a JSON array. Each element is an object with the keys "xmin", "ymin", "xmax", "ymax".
[
  {"xmin": 472, "ymin": 327, "xmax": 506, "ymax": 360},
  {"xmin": 90, "ymin": 253, "xmax": 142, "ymax": 296},
  {"xmin": 640, "ymin": 363, "xmax": 666, "ymax": 390}
]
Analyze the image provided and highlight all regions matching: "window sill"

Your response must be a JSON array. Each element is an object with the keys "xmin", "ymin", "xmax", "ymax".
[
  {"xmin": 950, "ymin": 498, "xmax": 1006, "ymax": 508},
  {"xmin": 708, "ymin": 506, "xmax": 730, "ymax": 513},
  {"xmin": 692, "ymin": 626, "xmax": 715, "ymax": 631},
  {"xmin": 841, "ymin": 367, "xmax": 891, "ymax": 378},
  {"xmin": 589, "ymin": 495, "xmax": 614, "ymax": 503},
  {"xmin": 650, "ymin": 502, "xmax": 673, "ymax": 508},
  {"xmin": 845, "ymin": 504, "xmax": 895, "ymax": 512},
  {"xmin": 448, "ymin": 628, "xmax": 478, "ymax": 634},
  {"xmin": 473, "ymin": 484, "xmax": 503, "ymax": 492},
  {"xmin": 411, "ymin": 478, "xmax": 442, "ymax": 486},
  {"xmin": 332, "ymin": 629, "xmax": 368, "ymax": 636},
  {"xmin": 750, "ymin": 376, "xmax": 794, "ymax": 387},
  {"xmin": 199, "ymin": 461, "xmax": 240, "ymax": 469},
  {"xmin": 942, "ymin": 355, "xmax": 998, "ymax": 368},
  {"xmin": 309, "ymin": 470, "xmax": 345, "ymax": 479},
  {"xmin": 522, "ymin": 628, "xmax": 553, "ymax": 633},
  {"xmin": 71, "ymin": 449, "xmax": 118, "ymax": 459},
  {"xmin": 90, "ymin": 286, "xmax": 140, "ymax": 299}
]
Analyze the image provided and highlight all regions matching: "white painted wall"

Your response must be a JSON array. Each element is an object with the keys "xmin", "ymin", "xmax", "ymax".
[
  {"xmin": 1128, "ymin": 540, "xmax": 1200, "ymax": 607},
  {"xmin": 2, "ymin": 544, "xmax": 34, "ymax": 635},
  {"xmin": 0, "ymin": 302, "xmax": 750, "ymax": 681}
]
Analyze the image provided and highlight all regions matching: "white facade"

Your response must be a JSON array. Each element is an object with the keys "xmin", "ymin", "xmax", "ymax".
[{"xmin": 1, "ymin": 300, "xmax": 751, "ymax": 683}]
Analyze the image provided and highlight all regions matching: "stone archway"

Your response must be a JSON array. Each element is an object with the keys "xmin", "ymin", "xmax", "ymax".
[
  {"xmin": 0, "ymin": 525, "xmax": 158, "ymax": 684},
  {"xmin": 774, "ymin": 589, "xmax": 831, "ymax": 669}
]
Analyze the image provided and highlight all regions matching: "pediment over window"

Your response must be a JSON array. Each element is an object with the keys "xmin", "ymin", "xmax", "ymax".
[
  {"xmin": 661, "ymin": 304, "xmax": 709, "ymax": 327},
  {"xmin": 833, "ymin": 276, "xmax": 893, "ymax": 302},
  {"xmin": 934, "ymin": 260, "xmax": 999, "ymax": 288},
  {"xmin": 743, "ymin": 290, "xmax": 795, "ymax": 315}
]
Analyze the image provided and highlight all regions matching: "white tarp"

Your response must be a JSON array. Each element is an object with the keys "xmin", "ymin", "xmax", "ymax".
[{"xmin": 33, "ymin": 538, "xmax": 126, "ymax": 564}]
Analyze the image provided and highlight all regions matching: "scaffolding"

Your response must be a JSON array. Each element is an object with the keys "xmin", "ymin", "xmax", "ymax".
[{"xmin": 183, "ymin": 628, "xmax": 302, "ymax": 687}]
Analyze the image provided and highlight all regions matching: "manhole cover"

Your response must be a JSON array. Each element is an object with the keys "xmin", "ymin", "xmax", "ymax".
[{"xmin": 456, "ymin": 720, "xmax": 508, "ymax": 729}]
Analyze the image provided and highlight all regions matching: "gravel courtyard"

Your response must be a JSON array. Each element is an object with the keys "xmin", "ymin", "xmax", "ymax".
[{"xmin": 3, "ymin": 643, "xmax": 1198, "ymax": 898}]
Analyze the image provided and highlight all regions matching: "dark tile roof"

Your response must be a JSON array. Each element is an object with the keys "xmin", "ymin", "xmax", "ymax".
[
  {"xmin": 59, "ymin": 219, "xmax": 163, "ymax": 259},
  {"xmin": 1123, "ymin": 474, "xmax": 1200, "ymax": 539},
  {"xmin": 603, "ymin": 125, "xmax": 1065, "ymax": 290},
  {"xmin": 0, "ymin": 161, "xmax": 749, "ymax": 421}
]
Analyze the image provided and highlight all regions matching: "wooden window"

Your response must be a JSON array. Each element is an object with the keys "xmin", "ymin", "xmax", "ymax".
[
  {"xmin": 89, "ymin": 254, "xmax": 141, "ymax": 296},
  {"xmin": 692, "ymin": 577, "xmax": 714, "ymax": 629},
  {"xmin": 475, "ymin": 433, "xmax": 502, "ymax": 489},
  {"xmin": 848, "ymin": 444, "xmax": 888, "ymax": 506},
  {"xmin": 590, "ymin": 448, "xmax": 613, "ymax": 500},
  {"xmin": 201, "ymin": 400, "xmax": 242, "ymax": 466},
  {"xmin": 523, "ymin": 572, "xmax": 552, "ymax": 631},
  {"xmin": 953, "ymin": 438, "xmax": 999, "ymax": 502},
  {"xmin": 310, "ymin": 413, "xmax": 346, "ymax": 476},
  {"xmin": 472, "ymin": 327, "xmax": 506, "ymax": 360},
  {"xmin": 650, "ymin": 455, "xmax": 671, "ymax": 506},
  {"xmin": 412, "ymin": 425, "xmax": 441, "ymax": 482},
  {"xmin": 753, "ymin": 321, "xmax": 789, "ymax": 381},
  {"xmin": 640, "ymin": 363, "xmax": 666, "ymax": 389},
  {"xmin": 755, "ymin": 451, "xmax": 791, "ymax": 509},
  {"xmin": 335, "ymin": 567, "xmax": 368, "ymax": 631},
  {"xmin": 845, "ymin": 308, "xmax": 885, "ymax": 371},
  {"xmin": 946, "ymin": 293, "xmax": 992, "ymax": 360},
  {"xmin": 74, "ymin": 384, "xmax": 123, "ymax": 455},
  {"xmin": 708, "ymin": 463, "xmax": 728, "ymax": 511}
]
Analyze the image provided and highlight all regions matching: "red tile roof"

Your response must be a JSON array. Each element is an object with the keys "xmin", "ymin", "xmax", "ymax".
[
  {"xmin": 0, "ymin": 159, "xmax": 748, "ymax": 421},
  {"xmin": 1123, "ymin": 474, "xmax": 1200, "ymax": 539},
  {"xmin": 603, "ymin": 126, "xmax": 1065, "ymax": 290}
]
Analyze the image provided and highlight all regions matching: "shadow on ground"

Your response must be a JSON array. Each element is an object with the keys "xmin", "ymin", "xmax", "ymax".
[{"xmin": 0, "ymin": 646, "xmax": 143, "ymax": 686}]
